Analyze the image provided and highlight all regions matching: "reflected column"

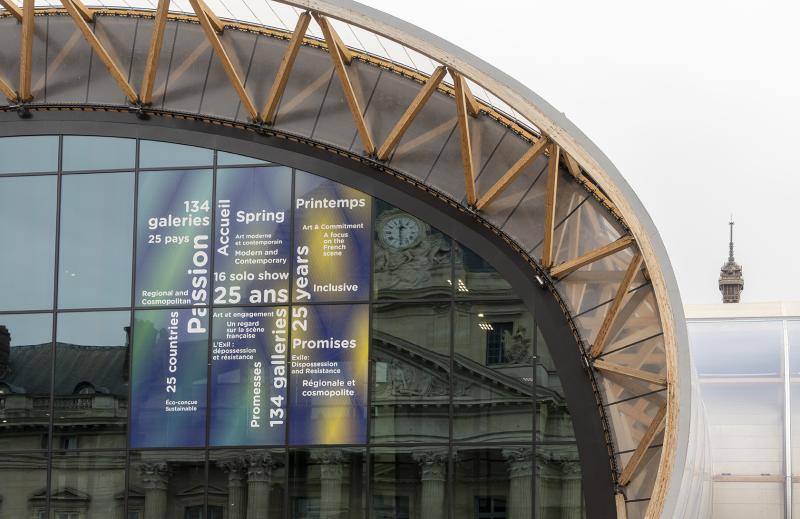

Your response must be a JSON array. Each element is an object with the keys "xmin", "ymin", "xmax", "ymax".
[
  {"xmin": 412, "ymin": 451, "xmax": 448, "ymax": 519},
  {"xmin": 560, "ymin": 461, "xmax": 582, "ymax": 519},
  {"xmin": 140, "ymin": 462, "xmax": 170, "ymax": 519},
  {"xmin": 313, "ymin": 450, "xmax": 344, "ymax": 519},
  {"xmin": 247, "ymin": 453, "xmax": 276, "ymax": 519},
  {"xmin": 219, "ymin": 457, "xmax": 247, "ymax": 519},
  {"xmin": 504, "ymin": 448, "xmax": 533, "ymax": 519}
]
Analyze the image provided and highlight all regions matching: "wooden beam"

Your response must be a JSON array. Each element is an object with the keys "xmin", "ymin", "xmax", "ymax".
[
  {"xmin": 68, "ymin": 0, "xmax": 93, "ymax": 22},
  {"xmin": 19, "ymin": 0, "xmax": 33, "ymax": 101},
  {"xmin": 591, "ymin": 253, "xmax": 643, "ymax": 357},
  {"xmin": 376, "ymin": 65, "xmax": 446, "ymax": 160},
  {"xmin": 327, "ymin": 19, "xmax": 353, "ymax": 64},
  {"xmin": 452, "ymin": 70, "xmax": 476, "ymax": 205},
  {"xmin": 196, "ymin": 0, "xmax": 224, "ymax": 33},
  {"xmin": 61, "ymin": 0, "xmax": 138, "ymax": 103},
  {"xmin": 261, "ymin": 11, "xmax": 311, "ymax": 124},
  {"xmin": 541, "ymin": 142, "xmax": 561, "ymax": 268},
  {"xmin": 563, "ymin": 151, "xmax": 583, "ymax": 180},
  {"xmin": 476, "ymin": 136, "xmax": 548, "ymax": 210},
  {"xmin": 615, "ymin": 493, "xmax": 628, "ymax": 519},
  {"xmin": 0, "ymin": 0, "xmax": 22, "ymax": 21},
  {"xmin": 0, "ymin": 76, "xmax": 15, "ymax": 101},
  {"xmin": 593, "ymin": 359, "xmax": 667, "ymax": 386},
  {"xmin": 314, "ymin": 13, "xmax": 375, "ymax": 154},
  {"xmin": 461, "ymin": 75, "xmax": 480, "ymax": 116},
  {"xmin": 618, "ymin": 402, "xmax": 667, "ymax": 486},
  {"xmin": 139, "ymin": 0, "xmax": 169, "ymax": 105},
  {"xmin": 550, "ymin": 235, "xmax": 635, "ymax": 279},
  {"xmin": 189, "ymin": 0, "xmax": 258, "ymax": 120}
]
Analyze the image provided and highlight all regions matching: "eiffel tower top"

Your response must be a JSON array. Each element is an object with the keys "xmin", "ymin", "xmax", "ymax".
[{"xmin": 719, "ymin": 218, "xmax": 744, "ymax": 303}]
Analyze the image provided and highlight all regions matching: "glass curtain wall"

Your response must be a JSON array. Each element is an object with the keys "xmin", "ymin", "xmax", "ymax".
[
  {"xmin": 0, "ymin": 135, "xmax": 583, "ymax": 519},
  {"xmin": 689, "ymin": 317, "xmax": 800, "ymax": 519}
]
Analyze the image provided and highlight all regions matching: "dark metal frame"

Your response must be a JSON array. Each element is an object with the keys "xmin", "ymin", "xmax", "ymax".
[{"xmin": 0, "ymin": 109, "xmax": 616, "ymax": 519}]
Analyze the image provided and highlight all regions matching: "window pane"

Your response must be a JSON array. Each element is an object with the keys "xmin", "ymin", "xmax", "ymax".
[
  {"xmin": 290, "ymin": 448, "xmax": 366, "ymax": 519},
  {"xmin": 129, "ymin": 309, "xmax": 208, "ymax": 448},
  {"xmin": 214, "ymin": 166, "xmax": 292, "ymax": 307},
  {"xmin": 454, "ymin": 447, "xmax": 531, "ymax": 519},
  {"xmin": 293, "ymin": 171, "xmax": 372, "ymax": 303},
  {"xmin": 0, "ymin": 452, "xmax": 48, "ymax": 517},
  {"xmin": 54, "ymin": 311, "xmax": 129, "ymax": 447},
  {"xmin": 690, "ymin": 320, "xmax": 783, "ymax": 377},
  {"xmin": 701, "ymin": 381, "xmax": 783, "ymax": 474},
  {"xmin": 0, "ymin": 176, "xmax": 56, "ymax": 311},
  {"xmin": 789, "ymin": 321, "xmax": 800, "ymax": 475},
  {"xmin": 209, "ymin": 307, "xmax": 287, "ymax": 447},
  {"xmin": 62, "ymin": 136, "xmax": 136, "ymax": 171},
  {"xmin": 50, "ymin": 450, "xmax": 126, "ymax": 517},
  {"xmin": 0, "ymin": 313, "xmax": 52, "ymax": 450},
  {"xmin": 788, "ymin": 320, "xmax": 800, "ymax": 375},
  {"xmin": 135, "ymin": 169, "xmax": 213, "ymax": 307},
  {"xmin": 139, "ymin": 140, "xmax": 214, "ymax": 169},
  {"xmin": 536, "ymin": 444, "xmax": 584, "ymax": 518},
  {"xmin": 714, "ymin": 481, "xmax": 784, "ymax": 519},
  {"xmin": 58, "ymin": 172, "xmax": 134, "ymax": 308},
  {"xmin": 374, "ymin": 200, "xmax": 452, "ymax": 300},
  {"xmin": 371, "ymin": 302, "xmax": 450, "ymax": 443},
  {"xmin": 0, "ymin": 136, "xmax": 58, "ymax": 173},
  {"xmin": 209, "ymin": 449, "xmax": 286, "ymax": 518},
  {"xmin": 128, "ymin": 450, "xmax": 206, "ymax": 518},
  {"xmin": 371, "ymin": 447, "xmax": 448, "ymax": 519},
  {"xmin": 454, "ymin": 242, "xmax": 515, "ymax": 298},
  {"xmin": 288, "ymin": 304, "xmax": 369, "ymax": 445},
  {"xmin": 453, "ymin": 302, "xmax": 533, "ymax": 442}
]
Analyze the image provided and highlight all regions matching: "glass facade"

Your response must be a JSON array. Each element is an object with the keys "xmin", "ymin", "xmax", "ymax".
[
  {"xmin": 0, "ymin": 135, "xmax": 583, "ymax": 519},
  {"xmin": 688, "ymin": 310, "xmax": 800, "ymax": 519}
]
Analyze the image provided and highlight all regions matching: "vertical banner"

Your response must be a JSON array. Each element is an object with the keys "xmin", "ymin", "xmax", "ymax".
[
  {"xmin": 135, "ymin": 169, "xmax": 213, "ymax": 307},
  {"xmin": 130, "ymin": 309, "xmax": 208, "ymax": 448},
  {"xmin": 210, "ymin": 307, "xmax": 288, "ymax": 446},
  {"xmin": 293, "ymin": 171, "xmax": 371, "ymax": 303},
  {"xmin": 214, "ymin": 167, "xmax": 292, "ymax": 306},
  {"xmin": 289, "ymin": 304, "xmax": 369, "ymax": 445}
]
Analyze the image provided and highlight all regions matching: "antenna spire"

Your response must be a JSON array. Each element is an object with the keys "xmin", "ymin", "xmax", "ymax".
[{"xmin": 728, "ymin": 217, "xmax": 735, "ymax": 262}]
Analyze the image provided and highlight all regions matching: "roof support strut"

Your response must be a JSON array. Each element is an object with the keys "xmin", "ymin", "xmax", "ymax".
[
  {"xmin": 262, "ymin": 12, "xmax": 311, "ymax": 124},
  {"xmin": 476, "ymin": 135, "xmax": 549, "ymax": 210},
  {"xmin": 377, "ymin": 65, "xmax": 446, "ymax": 161},
  {"xmin": 314, "ymin": 13, "xmax": 375, "ymax": 154},
  {"xmin": 451, "ymin": 69, "xmax": 476, "ymax": 205},
  {"xmin": 0, "ymin": 77, "xmax": 15, "ymax": 101},
  {"xmin": 189, "ymin": 0, "xmax": 258, "ymax": 120},
  {"xmin": 550, "ymin": 234, "xmax": 635, "ymax": 279},
  {"xmin": 593, "ymin": 359, "xmax": 667, "ymax": 386},
  {"xmin": 60, "ymin": 0, "xmax": 138, "ymax": 103},
  {"xmin": 591, "ymin": 253, "xmax": 643, "ymax": 357},
  {"xmin": 541, "ymin": 142, "xmax": 561, "ymax": 268},
  {"xmin": 19, "ymin": 0, "xmax": 33, "ymax": 101},
  {"xmin": 139, "ymin": 0, "xmax": 169, "ymax": 105},
  {"xmin": 618, "ymin": 402, "xmax": 667, "ymax": 486},
  {"xmin": 195, "ymin": 0, "xmax": 224, "ymax": 33},
  {"xmin": 615, "ymin": 493, "xmax": 628, "ymax": 519},
  {"xmin": 0, "ymin": 0, "xmax": 22, "ymax": 21}
]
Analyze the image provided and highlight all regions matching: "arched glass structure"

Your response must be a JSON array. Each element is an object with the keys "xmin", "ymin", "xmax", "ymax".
[{"xmin": 0, "ymin": 2, "xmax": 708, "ymax": 517}]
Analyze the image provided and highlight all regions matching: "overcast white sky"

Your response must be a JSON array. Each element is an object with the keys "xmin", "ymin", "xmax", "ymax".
[{"xmin": 359, "ymin": 0, "xmax": 800, "ymax": 305}]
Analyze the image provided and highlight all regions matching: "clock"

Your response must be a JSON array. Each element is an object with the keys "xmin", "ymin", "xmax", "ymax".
[{"xmin": 380, "ymin": 214, "xmax": 423, "ymax": 249}]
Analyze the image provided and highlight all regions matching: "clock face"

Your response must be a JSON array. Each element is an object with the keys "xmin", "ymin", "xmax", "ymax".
[{"xmin": 381, "ymin": 215, "xmax": 421, "ymax": 249}]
